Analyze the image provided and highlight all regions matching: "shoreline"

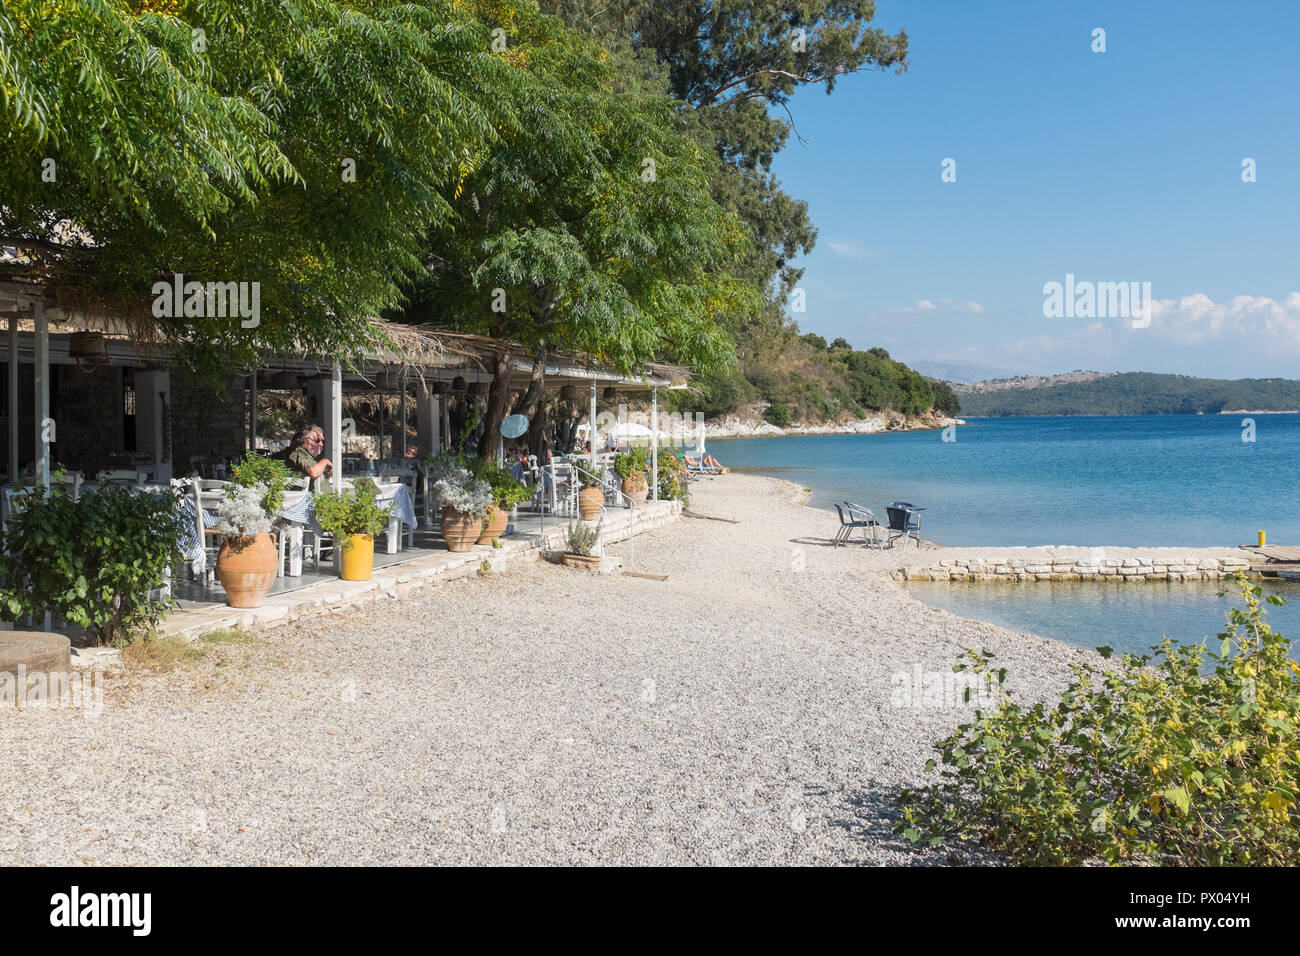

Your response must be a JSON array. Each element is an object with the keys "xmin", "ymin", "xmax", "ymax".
[{"xmin": 705, "ymin": 414, "xmax": 964, "ymax": 440}]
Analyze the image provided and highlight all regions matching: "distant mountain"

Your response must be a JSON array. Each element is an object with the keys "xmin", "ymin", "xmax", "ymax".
[
  {"xmin": 954, "ymin": 372, "xmax": 1300, "ymax": 417},
  {"xmin": 951, "ymin": 370, "xmax": 1115, "ymax": 395},
  {"xmin": 907, "ymin": 359, "xmax": 1023, "ymax": 383}
]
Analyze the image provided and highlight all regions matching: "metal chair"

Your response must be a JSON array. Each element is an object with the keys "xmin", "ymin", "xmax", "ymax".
[
  {"xmin": 844, "ymin": 502, "xmax": 882, "ymax": 549},
  {"xmin": 885, "ymin": 504, "xmax": 922, "ymax": 549},
  {"xmin": 832, "ymin": 504, "xmax": 868, "ymax": 547}
]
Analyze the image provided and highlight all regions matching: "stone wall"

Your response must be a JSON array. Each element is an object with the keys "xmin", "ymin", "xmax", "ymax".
[
  {"xmin": 891, "ymin": 553, "xmax": 1258, "ymax": 583},
  {"xmin": 170, "ymin": 374, "xmax": 247, "ymax": 472}
]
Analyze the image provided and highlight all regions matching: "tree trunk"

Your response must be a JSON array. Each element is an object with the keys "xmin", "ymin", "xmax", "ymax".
[
  {"xmin": 512, "ymin": 343, "xmax": 548, "ymax": 459},
  {"xmin": 478, "ymin": 346, "xmax": 513, "ymax": 462}
]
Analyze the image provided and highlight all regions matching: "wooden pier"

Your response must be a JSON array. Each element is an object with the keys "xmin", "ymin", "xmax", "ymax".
[{"xmin": 1239, "ymin": 545, "xmax": 1300, "ymax": 575}]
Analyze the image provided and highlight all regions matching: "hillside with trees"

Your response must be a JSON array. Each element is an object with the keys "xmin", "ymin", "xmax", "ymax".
[{"xmin": 954, "ymin": 372, "xmax": 1300, "ymax": 417}]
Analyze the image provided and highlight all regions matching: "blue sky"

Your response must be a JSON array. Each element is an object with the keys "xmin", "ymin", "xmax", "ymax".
[{"xmin": 771, "ymin": 0, "xmax": 1300, "ymax": 380}]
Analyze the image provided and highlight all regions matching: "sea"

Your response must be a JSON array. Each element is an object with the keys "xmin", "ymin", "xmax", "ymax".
[{"xmin": 709, "ymin": 414, "xmax": 1300, "ymax": 655}]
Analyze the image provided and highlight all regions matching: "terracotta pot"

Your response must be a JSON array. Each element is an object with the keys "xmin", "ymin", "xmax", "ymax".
[
  {"xmin": 216, "ymin": 532, "xmax": 278, "ymax": 608},
  {"xmin": 441, "ymin": 507, "xmax": 482, "ymax": 552},
  {"xmin": 578, "ymin": 486, "xmax": 604, "ymax": 520},
  {"xmin": 621, "ymin": 475, "xmax": 648, "ymax": 507},
  {"xmin": 562, "ymin": 553, "xmax": 601, "ymax": 572},
  {"xmin": 339, "ymin": 533, "xmax": 374, "ymax": 581},
  {"xmin": 477, "ymin": 505, "xmax": 508, "ymax": 545}
]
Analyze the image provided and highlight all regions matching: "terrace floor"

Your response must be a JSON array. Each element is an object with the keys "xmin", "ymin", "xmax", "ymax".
[{"xmin": 159, "ymin": 499, "xmax": 681, "ymax": 641}]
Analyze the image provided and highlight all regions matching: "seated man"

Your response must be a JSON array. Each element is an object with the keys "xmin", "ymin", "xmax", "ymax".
[{"xmin": 282, "ymin": 425, "xmax": 333, "ymax": 481}]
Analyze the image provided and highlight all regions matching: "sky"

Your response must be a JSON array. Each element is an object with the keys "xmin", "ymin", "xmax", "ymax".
[{"xmin": 770, "ymin": 0, "xmax": 1300, "ymax": 380}]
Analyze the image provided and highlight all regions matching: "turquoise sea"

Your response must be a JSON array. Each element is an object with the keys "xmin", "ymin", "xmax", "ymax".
[{"xmin": 710, "ymin": 415, "xmax": 1300, "ymax": 654}]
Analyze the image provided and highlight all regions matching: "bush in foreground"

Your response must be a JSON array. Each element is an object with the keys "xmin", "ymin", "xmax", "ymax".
[{"xmin": 897, "ymin": 573, "xmax": 1300, "ymax": 865}]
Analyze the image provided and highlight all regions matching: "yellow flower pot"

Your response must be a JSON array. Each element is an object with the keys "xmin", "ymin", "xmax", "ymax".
[{"xmin": 340, "ymin": 533, "xmax": 375, "ymax": 581}]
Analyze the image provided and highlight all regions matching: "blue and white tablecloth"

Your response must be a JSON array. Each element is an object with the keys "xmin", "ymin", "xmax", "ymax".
[{"xmin": 175, "ymin": 484, "xmax": 416, "ymax": 561}]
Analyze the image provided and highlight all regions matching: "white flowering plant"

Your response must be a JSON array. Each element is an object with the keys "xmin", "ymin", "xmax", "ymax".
[
  {"xmin": 212, "ymin": 482, "xmax": 271, "ymax": 536},
  {"xmin": 426, "ymin": 453, "xmax": 493, "ymax": 517}
]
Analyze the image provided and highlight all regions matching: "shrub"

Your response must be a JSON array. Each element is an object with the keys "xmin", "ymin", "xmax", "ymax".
[
  {"xmin": 0, "ymin": 484, "xmax": 185, "ymax": 645},
  {"xmin": 656, "ymin": 454, "xmax": 688, "ymax": 504},
  {"xmin": 227, "ymin": 450, "xmax": 293, "ymax": 514},
  {"xmin": 314, "ymin": 481, "xmax": 389, "ymax": 551},
  {"xmin": 613, "ymin": 447, "xmax": 649, "ymax": 480},
  {"xmin": 211, "ymin": 483, "xmax": 270, "ymax": 536},
  {"xmin": 564, "ymin": 521, "xmax": 599, "ymax": 556},
  {"xmin": 896, "ymin": 573, "xmax": 1300, "ymax": 865},
  {"xmin": 426, "ymin": 452, "xmax": 494, "ymax": 517}
]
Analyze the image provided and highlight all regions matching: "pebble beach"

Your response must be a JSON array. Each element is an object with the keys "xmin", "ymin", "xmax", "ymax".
[{"xmin": 1, "ymin": 474, "xmax": 1103, "ymax": 866}]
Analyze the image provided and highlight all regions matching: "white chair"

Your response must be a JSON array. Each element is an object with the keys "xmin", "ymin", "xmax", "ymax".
[
  {"xmin": 54, "ymin": 472, "xmax": 83, "ymax": 501},
  {"xmin": 100, "ymin": 468, "xmax": 147, "ymax": 487}
]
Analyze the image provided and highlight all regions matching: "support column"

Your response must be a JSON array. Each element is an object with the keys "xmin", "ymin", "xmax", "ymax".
[
  {"xmin": 135, "ymin": 369, "xmax": 172, "ymax": 482},
  {"xmin": 304, "ymin": 370, "xmax": 344, "ymax": 491},
  {"xmin": 249, "ymin": 372, "xmax": 258, "ymax": 451},
  {"xmin": 33, "ymin": 299, "xmax": 49, "ymax": 488},
  {"xmin": 8, "ymin": 312, "xmax": 17, "ymax": 480},
  {"xmin": 651, "ymin": 385, "xmax": 659, "ymax": 501},
  {"xmin": 329, "ymin": 365, "xmax": 342, "ymax": 491},
  {"xmin": 399, "ymin": 380, "xmax": 408, "ymax": 457},
  {"xmin": 588, "ymin": 382, "xmax": 597, "ymax": 474},
  {"xmin": 416, "ymin": 392, "xmax": 439, "ymax": 459}
]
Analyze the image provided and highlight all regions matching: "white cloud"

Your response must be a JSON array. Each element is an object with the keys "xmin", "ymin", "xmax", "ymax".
[
  {"xmin": 897, "ymin": 298, "xmax": 984, "ymax": 315},
  {"xmin": 826, "ymin": 240, "xmax": 883, "ymax": 260}
]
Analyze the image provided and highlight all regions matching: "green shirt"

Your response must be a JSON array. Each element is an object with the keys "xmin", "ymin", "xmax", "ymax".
[{"xmin": 286, "ymin": 445, "xmax": 318, "ymax": 478}]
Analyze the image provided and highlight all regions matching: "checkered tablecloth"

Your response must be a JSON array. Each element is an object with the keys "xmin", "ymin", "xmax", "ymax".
[
  {"xmin": 378, "ymin": 484, "xmax": 417, "ymax": 529},
  {"xmin": 176, "ymin": 495, "xmax": 217, "ymax": 562},
  {"xmin": 274, "ymin": 484, "xmax": 417, "ymax": 535}
]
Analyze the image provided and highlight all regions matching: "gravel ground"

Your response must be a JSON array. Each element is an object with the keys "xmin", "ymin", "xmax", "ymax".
[{"xmin": 0, "ymin": 474, "xmax": 1099, "ymax": 866}]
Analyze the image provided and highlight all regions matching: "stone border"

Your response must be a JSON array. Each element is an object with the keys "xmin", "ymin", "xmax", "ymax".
[
  {"xmin": 158, "ymin": 500, "xmax": 681, "ymax": 642},
  {"xmin": 891, "ymin": 552, "xmax": 1259, "ymax": 583}
]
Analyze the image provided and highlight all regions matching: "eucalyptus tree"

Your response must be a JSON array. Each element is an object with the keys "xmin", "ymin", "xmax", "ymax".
[
  {"xmin": 0, "ymin": 0, "xmax": 508, "ymax": 371},
  {"xmin": 540, "ymin": 1, "xmax": 909, "ymax": 393}
]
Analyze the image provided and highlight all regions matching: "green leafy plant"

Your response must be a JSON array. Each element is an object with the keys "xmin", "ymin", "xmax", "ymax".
[
  {"xmin": 572, "ymin": 463, "xmax": 602, "ymax": 488},
  {"xmin": 470, "ymin": 459, "xmax": 531, "ymax": 509},
  {"xmin": 613, "ymin": 447, "xmax": 649, "ymax": 480},
  {"xmin": 657, "ymin": 454, "xmax": 688, "ymax": 504},
  {"xmin": 314, "ymin": 482, "xmax": 389, "ymax": 553},
  {"xmin": 227, "ymin": 451, "xmax": 293, "ymax": 514},
  {"xmin": 896, "ymin": 573, "xmax": 1300, "ymax": 865},
  {"xmin": 0, "ymin": 484, "xmax": 185, "ymax": 646},
  {"xmin": 564, "ymin": 521, "xmax": 599, "ymax": 557}
]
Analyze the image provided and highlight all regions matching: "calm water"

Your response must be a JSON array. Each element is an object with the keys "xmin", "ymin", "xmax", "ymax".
[
  {"xmin": 711, "ymin": 415, "xmax": 1300, "ymax": 651},
  {"xmin": 906, "ymin": 579, "xmax": 1299, "ymax": 658},
  {"xmin": 710, "ymin": 415, "xmax": 1300, "ymax": 547}
]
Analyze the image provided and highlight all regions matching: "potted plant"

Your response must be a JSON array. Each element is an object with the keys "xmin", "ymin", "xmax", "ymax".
[
  {"xmin": 613, "ymin": 447, "xmax": 649, "ymax": 507},
  {"xmin": 574, "ymin": 463, "xmax": 605, "ymax": 520},
  {"xmin": 474, "ymin": 462, "xmax": 531, "ymax": 545},
  {"xmin": 209, "ymin": 452, "xmax": 294, "ymax": 608},
  {"xmin": 561, "ymin": 521, "xmax": 600, "ymax": 571},
  {"xmin": 211, "ymin": 483, "xmax": 278, "ymax": 608},
  {"xmin": 314, "ymin": 480, "xmax": 390, "ymax": 580},
  {"xmin": 427, "ymin": 452, "xmax": 493, "ymax": 552}
]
